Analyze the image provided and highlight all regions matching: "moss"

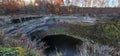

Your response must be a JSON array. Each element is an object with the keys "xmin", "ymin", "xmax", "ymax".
[
  {"xmin": 16, "ymin": 47, "xmax": 25, "ymax": 56},
  {"xmin": 50, "ymin": 29, "xmax": 65, "ymax": 33}
]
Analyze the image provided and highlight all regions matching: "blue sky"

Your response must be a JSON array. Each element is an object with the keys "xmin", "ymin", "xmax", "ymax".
[{"xmin": 109, "ymin": 0, "xmax": 118, "ymax": 7}]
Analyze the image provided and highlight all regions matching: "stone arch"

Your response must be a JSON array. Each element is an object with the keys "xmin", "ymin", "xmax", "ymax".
[
  {"xmin": 38, "ymin": 34, "xmax": 83, "ymax": 56},
  {"xmin": 29, "ymin": 30, "xmax": 48, "ymax": 42}
]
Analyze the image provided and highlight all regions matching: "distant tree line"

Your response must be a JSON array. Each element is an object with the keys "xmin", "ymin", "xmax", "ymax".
[{"xmin": 0, "ymin": 0, "xmax": 120, "ymax": 15}]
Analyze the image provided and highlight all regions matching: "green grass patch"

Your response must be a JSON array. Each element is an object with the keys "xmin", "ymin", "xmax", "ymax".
[
  {"xmin": 0, "ymin": 47, "xmax": 19, "ymax": 56},
  {"xmin": 0, "ymin": 47, "xmax": 37, "ymax": 56},
  {"xmin": 50, "ymin": 29, "xmax": 65, "ymax": 33}
]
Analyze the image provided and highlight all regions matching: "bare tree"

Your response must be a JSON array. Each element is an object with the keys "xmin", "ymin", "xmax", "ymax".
[{"xmin": 0, "ymin": 0, "xmax": 22, "ymax": 13}]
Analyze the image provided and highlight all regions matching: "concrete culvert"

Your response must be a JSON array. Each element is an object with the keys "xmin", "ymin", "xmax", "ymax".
[{"xmin": 38, "ymin": 34, "xmax": 83, "ymax": 56}]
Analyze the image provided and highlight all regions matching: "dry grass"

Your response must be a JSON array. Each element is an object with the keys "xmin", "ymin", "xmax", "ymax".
[{"xmin": 66, "ymin": 21, "xmax": 120, "ymax": 45}]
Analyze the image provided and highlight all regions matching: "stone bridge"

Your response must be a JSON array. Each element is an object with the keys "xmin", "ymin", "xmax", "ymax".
[
  {"xmin": 4, "ymin": 16, "xmax": 84, "ymax": 56},
  {"xmin": 6, "ymin": 16, "xmax": 55, "ymax": 38}
]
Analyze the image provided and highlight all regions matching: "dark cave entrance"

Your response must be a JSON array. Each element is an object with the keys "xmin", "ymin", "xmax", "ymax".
[
  {"xmin": 41, "ymin": 34, "xmax": 83, "ymax": 56},
  {"xmin": 29, "ymin": 29, "xmax": 83, "ymax": 56}
]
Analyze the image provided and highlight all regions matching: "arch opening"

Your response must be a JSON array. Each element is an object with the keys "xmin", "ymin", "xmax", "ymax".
[{"xmin": 37, "ymin": 34, "xmax": 83, "ymax": 56}]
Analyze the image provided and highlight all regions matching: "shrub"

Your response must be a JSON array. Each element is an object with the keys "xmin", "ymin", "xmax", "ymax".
[{"xmin": 0, "ymin": 47, "xmax": 38, "ymax": 56}]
